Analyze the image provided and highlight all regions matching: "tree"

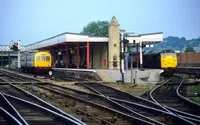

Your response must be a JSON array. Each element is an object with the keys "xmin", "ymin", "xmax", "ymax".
[
  {"xmin": 184, "ymin": 47, "xmax": 196, "ymax": 52},
  {"xmin": 81, "ymin": 20, "xmax": 109, "ymax": 36}
]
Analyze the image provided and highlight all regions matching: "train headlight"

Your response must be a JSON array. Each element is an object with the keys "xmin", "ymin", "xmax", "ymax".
[{"xmin": 48, "ymin": 71, "xmax": 53, "ymax": 76}]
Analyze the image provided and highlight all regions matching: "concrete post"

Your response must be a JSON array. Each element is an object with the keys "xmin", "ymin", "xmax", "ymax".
[{"xmin": 108, "ymin": 16, "xmax": 120, "ymax": 69}]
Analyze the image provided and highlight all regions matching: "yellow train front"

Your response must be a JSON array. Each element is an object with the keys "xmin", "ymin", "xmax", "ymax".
[
  {"xmin": 21, "ymin": 51, "xmax": 52, "ymax": 74},
  {"xmin": 143, "ymin": 49, "xmax": 177, "ymax": 75}
]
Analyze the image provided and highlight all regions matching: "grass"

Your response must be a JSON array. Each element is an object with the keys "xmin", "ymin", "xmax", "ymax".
[
  {"xmin": 187, "ymin": 84, "xmax": 200, "ymax": 103},
  {"xmin": 104, "ymin": 82, "xmax": 157, "ymax": 96}
]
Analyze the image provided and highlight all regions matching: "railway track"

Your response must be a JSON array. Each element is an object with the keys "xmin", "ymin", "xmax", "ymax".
[
  {"xmin": 77, "ymin": 82, "xmax": 164, "ymax": 110},
  {"xmin": 0, "ymin": 72, "xmax": 86, "ymax": 125},
  {"xmin": 0, "ymin": 93, "xmax": 80, "ymax": 125},
  {"xmin": 0, "ymin": 107, "xmax": 23, "ymax": 125},
  {"xmin": 0, "ymin": 70, "xmax": 142, "ymax": 125},
  {"xmin": 1, "ymin": 69, "xmax": 198, "ymax": 124},
  {"xmin": 0, "ymin": 82, "xmax": 85, "ymax": 125},
  {"xmin": 177, "ymin": 81, "xmax": 200, "ymax": 105},
  {"xmin": 150, "ymin": 76, "xmax": 200, "ymax": 124},
  {"xmin": 31, "ymin": 83, "xmax": 197, "ymax": 125},
  {"xmin": 0, "ymin": 70, "xmax": 41, "ymax": 83},
  {"xmin": 18, "ymin": 83, "xmax": 157, "ymax": 125},
  {"xmin": 0, "ymin": 69, "xmax": 165, "ymax": 124}
]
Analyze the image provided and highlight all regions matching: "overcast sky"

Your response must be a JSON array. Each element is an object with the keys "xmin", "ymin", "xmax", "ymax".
[{"xmin": 0, "ymin": 0, "xmax": 199, "ymax": 45}]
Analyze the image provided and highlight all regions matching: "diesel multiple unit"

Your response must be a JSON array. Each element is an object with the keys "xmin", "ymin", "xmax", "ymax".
[{"xmin": 21, "ymin": 51, "xmax": 52, "ymax": 73}]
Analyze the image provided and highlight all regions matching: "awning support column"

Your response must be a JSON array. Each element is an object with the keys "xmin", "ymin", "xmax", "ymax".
[
  {"xmin": 65, "ymin": 43, "xmax": 68, "ymax": 68},
  {"xmin": 76, "ymin": 42, "xmax": 80, "ymax": 68},
  {"xmin": 50, "ymin": 48, "xmax": 54, "ymax": 67},
  {"xmin": 57, "ymin": 47, "xmax": 60, "ymax": 68},
  {"xmin": 86, "ymin": 42, "xmax": 90, "ymax": 69}
]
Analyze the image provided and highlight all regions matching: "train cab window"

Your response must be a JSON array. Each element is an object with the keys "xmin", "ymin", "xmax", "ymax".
[
  {"xmin": 36, "ymin": 56, "xmax": 40, "ymax": 61},
  {"xmin": 172, "ymin": 53, "xmax": 176, "ymax": 57},
  {"xmin": 46, "ymin": 56, "xmax": 50, "ymax": 61},
  {"xmin": 161, "ymin": 53, "xmax": 166, "ymax": 58}
]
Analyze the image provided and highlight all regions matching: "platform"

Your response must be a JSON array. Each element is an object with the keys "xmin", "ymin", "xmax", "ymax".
[
  {"xmin": 95, "ymin": 69, "xmax": 162, "ymax": 84},
  {"xmin": 52, "ymin": 68, "xmax": 163, "ymax": 84}
]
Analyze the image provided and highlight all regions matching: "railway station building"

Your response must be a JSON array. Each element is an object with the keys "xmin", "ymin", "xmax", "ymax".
[
  {"xmin": 24, "ymin": 16, "xmax": 163, "ymax": 69},
  {"xmin": 0, "ymin": 16, "xmax": 163, "ymax": 70}
]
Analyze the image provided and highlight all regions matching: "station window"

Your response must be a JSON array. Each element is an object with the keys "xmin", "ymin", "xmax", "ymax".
[
  {"xmin": 36, "ymin": 56, "xmax": 40, "ymax": 61},
  {"xmin": 46, "ymin": 56, "xmax": 50, "ymax": 61}
]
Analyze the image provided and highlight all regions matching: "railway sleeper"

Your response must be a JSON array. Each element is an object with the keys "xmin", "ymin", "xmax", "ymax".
[
  {"xmin": 21, "ymin": 84, "xmax": 153, "ymax": 125},
  {"xmin": 76, "ymin": 109, "xmax": 114, "ymax": 125}
]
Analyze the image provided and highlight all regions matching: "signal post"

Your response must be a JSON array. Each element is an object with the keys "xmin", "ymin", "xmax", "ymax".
[
  {"xmin": 119, "ymin": 31, "xmax": 134, "ymax": 84},
  {"xmin": 10, "ymin": 40, "xmax": 21, "ymax": 71}
]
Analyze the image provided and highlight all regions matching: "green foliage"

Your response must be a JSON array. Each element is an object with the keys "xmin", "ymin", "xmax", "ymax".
[
  {"xmin": 81, "ymin": 20, "xmax": 109, "ymax": 36},
  {"xmin": 152, "ymin": 36, "xmax": 187, "ymax": 51},
  {"xmin": 184, "ymin": 47, "xmax": 196, "ymax": 52},
  {"xmin": 131, "ymin": 36, "xmax": 200, "ymax": 52}
]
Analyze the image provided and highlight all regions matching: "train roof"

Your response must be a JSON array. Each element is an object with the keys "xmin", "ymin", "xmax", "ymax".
[
  {"xmin": 21, "ymin": 51, "xmax": 50, "ymax": 56},
  {"xmin": 144, "ymin": 49, "xmax": 175, "ymax": 55}
]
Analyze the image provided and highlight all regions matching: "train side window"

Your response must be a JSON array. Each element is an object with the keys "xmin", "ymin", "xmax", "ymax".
[
  {"xmin": 36, "ymin": 56, "xmax": 40, "ymax": 61},
  {"xmin": 46, "ymin": 56, "xmax": 50, "ymax": 61}
]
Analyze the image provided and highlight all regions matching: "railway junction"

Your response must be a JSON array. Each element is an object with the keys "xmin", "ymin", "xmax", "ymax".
[
  {"xmin": 0, "ymin": 16, "xmax": 200, "ymax": 125},
  {"xmin": 0, "ymin": 68, "xmax": 200, "ymax": 125}
]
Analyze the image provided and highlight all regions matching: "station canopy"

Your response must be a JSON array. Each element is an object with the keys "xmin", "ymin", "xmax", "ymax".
[
  {"xmin": 126, "ymin": 32, "xmax": 163, "ymax": 47},
  {"xmin": 25, "ymin": 32, "xmax": 163, "ymax": 51}
]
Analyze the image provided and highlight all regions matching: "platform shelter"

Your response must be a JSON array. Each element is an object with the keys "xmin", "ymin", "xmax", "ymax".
[{"xmin": 25, "ymin": 16, "xmax": 163, "ymax": 69}]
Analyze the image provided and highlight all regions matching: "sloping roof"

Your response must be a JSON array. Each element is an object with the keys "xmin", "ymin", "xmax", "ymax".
[
  {"xmin": 25, "ymin": 31, "xmax": 163, "ymax": 51},
  {"xmin": 127, "ymin": 32, "xmax": 163, "ymax": 44},
  {"xmin": 109, "ymin": 16, "xmax": 119, "ymax": 25},
  {"xmin": 26, "ymin": 32, "xmax": 89, "ymax": 47}
]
